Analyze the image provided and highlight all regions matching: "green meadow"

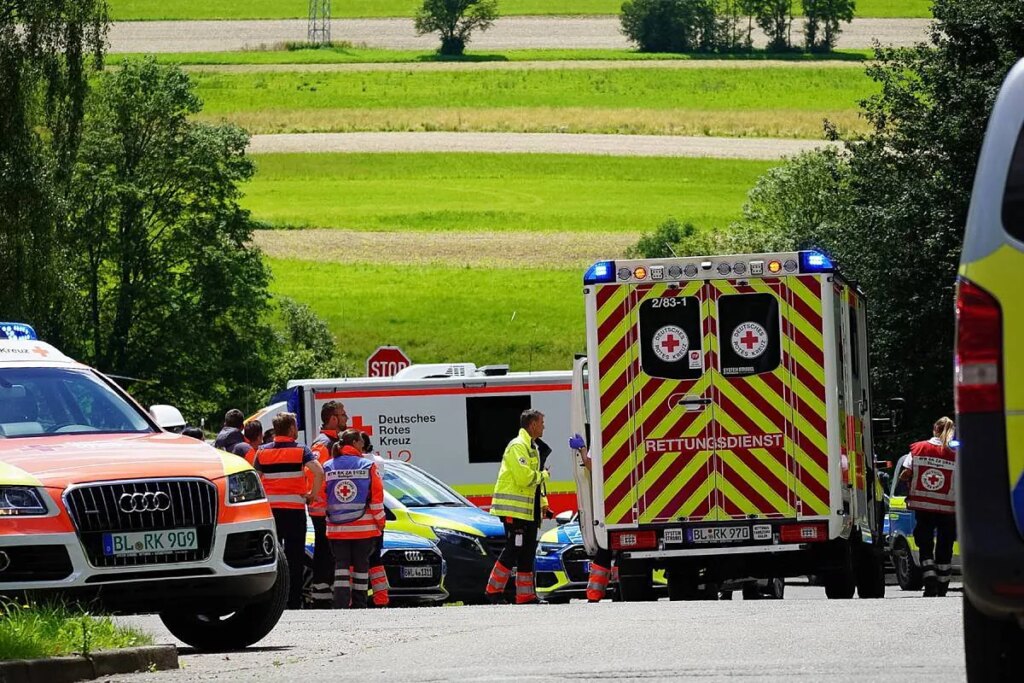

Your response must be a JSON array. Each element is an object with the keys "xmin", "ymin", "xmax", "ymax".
[
  {"xmin": 109, "ymin": 0, "xmax": 933, "ymax": 20},
  {"xmin": 243, "ymin": 153, "xmax": 774, "ymax": 232},
  {"xmin": 195, "ymin": 66, "xmax": 875, "ymax": 137}
]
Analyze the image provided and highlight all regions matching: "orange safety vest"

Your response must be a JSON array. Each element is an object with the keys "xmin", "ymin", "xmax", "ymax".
[
  {"xmin": 256, "ymin": 438, "xmax": 310, "ymax": 510},
  {"xmin": 307, "ymin": 429, "xmax": 338, "ymax": 517},
  {"xmin": 326, "ymin": 446, "xmax": 386, "ymax": 541},
  {"xmin": 907, "ymin": 439, "xmax": 957, "ymax": 515}
]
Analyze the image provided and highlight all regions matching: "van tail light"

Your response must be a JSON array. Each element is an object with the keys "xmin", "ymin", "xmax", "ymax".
[
  {"xmin": 955, "ymin": 278, "xmax": 1003, "ymax": 414},
  {"xmin": 779, "ymin": 523, "xmax": 827, "ymax": 543},
  {"xmin": 610, "ymin": 530, "xmax": 657, "ymax": 551}
]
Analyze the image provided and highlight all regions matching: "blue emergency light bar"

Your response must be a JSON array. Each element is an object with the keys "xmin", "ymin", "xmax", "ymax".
[
  {"xmin": 584, "ymin": 260, "xmax": 616, "ymax": 285},
  {"xmin": 0, "ymin": 323, "xmax": 38, "ymax": 341},
  {"xmin": 799, "ymin": 250, "xmax": 835, "ymax": 273}
]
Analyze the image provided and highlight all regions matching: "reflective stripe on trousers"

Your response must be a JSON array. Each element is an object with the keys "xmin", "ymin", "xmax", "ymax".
[
  {"xmin": 937, "ymin": 564, "xmax": 952, "ymax": 583},
  {"xmin": 370, "ymin": 566, "xmax": 390, "ymax": 590},
  {"xmin": 352, "ymin": 571, "xmax": 369, "ymax": 591},
  {"xmin": 921, "ymin": 559, "xmax": 936, "ymax": 579},
  {"xmin": 310, "ymin": 582, "xmax": 332, "ymax": 600},
  {"xmin": 334, "ymin": 568, "xmax": 351, "ymax": 588},
  {"xmin": 515, "ymin": 572, "xmax": 536, "ymax": 603},
  {"xmin": 487, "ymin": 561, "xmax": 511, "ymax": 594},
  {"xmin": 587, "ymin": 564, "xmax": 612, "ymax": 601}
]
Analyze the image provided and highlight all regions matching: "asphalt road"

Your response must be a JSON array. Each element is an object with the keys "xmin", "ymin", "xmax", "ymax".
[
  {"xmin": 108, "ymin": 17, "xmax": 930, "ymax": 53},
  {"xmin": 113, "ymin": 585, "xmax": 965, "ymax": 682}
]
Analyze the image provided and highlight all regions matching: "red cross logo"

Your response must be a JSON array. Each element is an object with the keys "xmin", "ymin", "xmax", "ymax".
[
  {"xmin": 922, "ymin": 470, "xmax": 944, "ymax": 491},
  {"xmin": 661, "ymin": 335, "xmax": 681, "ymax": 353},
  {"xmin": 31, "ymin": 346, "xmax": 49, "ymax": 357},
  {"xmin": 338, "ymin": 483, "xmax": 354, "ymax": 498},
  {"xmin": 739, "ymin": 331, "xmax": 760, "ymax": 350},
  {"xmin": 350, "ymin": 415, "xmax": 374, "ymax": 436}
]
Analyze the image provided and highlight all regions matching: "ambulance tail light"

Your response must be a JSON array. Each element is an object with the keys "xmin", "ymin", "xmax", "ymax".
[
  {"xmin": 798, "ymin": 250, "xmax": 834, "ymax": 274},
  {"xmin": 584, "ymin": 261, "xmax": 616, "ymax": 285},
  {"xmin": 955, "ymin": 277, "xmax": 1003, "ymax": 414},
  {"xmin": 779, "ymin": 523, "xmax": 827, "ymax": 544},
  {"xmin": 609, "ymin": 530, "xmax": 657, "ymax": 551}
]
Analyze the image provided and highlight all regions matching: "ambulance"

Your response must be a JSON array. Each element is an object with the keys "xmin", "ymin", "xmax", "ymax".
[
  {"xmin": 572, "ymin": 251, "xmax": 888, "ymax": 600},
  {"xmin": 255, "ymin": 364, "xmax": 577, "ymax": 511}
]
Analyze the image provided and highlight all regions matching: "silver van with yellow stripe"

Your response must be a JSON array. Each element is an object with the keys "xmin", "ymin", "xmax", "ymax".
[{"xmin": 958, "ymin": 59, "xmax": 1024, "ymax": 680}]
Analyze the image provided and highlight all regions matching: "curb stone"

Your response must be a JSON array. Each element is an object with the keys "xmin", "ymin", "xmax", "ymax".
[{"xmin": 0, "ymin": 645, "xmax": 178, "ymax": 683}]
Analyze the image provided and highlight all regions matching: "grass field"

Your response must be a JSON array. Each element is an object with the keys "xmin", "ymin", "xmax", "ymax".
[
  {"xmin": 268, "ymin": 259, "xmax": 584, "ymax": 371},
  {"xmin": 195, "ymin": 67, "xmax": 873, "ymax": 137},
  {"xmin": 243, "ymin": 153, "xmax": 774, "ymax": 232},
  {"xmin": 109, "ymin": 47, "xmax": 874, "ymax": 65},
  {"xmin": 109, "ymin": 0, "xmax": 933, "ymax": 20}
]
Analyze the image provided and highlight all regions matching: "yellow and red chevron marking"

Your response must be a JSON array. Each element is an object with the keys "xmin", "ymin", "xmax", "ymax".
[{"xmin": 593, "ymin": 275, "xmax": 830, "ymax": 527}]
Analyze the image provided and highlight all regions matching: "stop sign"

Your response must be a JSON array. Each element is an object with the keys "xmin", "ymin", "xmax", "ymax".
[{"xmin": 366, "ymin": 346, "xmax": 411, "ymax": 378}]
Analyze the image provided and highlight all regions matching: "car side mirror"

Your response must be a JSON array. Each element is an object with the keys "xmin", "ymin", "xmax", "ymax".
[
  {"xmin": 555, "ymin": 510, "xmax": 573, "ymax": 526},
  {"xmin": 150, "ymin": 405, "xmax": 186, "ymax": 432}
]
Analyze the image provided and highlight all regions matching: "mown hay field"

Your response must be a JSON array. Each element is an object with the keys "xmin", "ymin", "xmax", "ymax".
[
  {"xmin": 196, "ymin": 66, "xmax": 875, "ymax": 137},
  {"xmin": 109, "ymin": 0, "xmax": 933, "ymax": 20},
  {"xmin": 242, "ymin": 152, "xmax": 775, "ymax": 232}
]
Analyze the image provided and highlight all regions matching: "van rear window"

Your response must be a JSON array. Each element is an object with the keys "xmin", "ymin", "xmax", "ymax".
[
  {"xmin": 1003, "ymin": 124, "xmax": 1024, "ymax": 240},
  {"xmin": 466, "ymin": 395, "xmax": 531, "ymax": 464},
  {"xmin": 717, "ymin": 293, "xmax": 782, "ymax": 377},
  {"xmin": 638, "ymin": 296, "xmax": 703, "ymax": 380}
]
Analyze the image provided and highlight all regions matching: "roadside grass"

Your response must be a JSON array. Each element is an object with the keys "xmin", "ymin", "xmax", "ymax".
[
  {"xmin": 0, "ymin": 602, "xmax": 152, "ymax": 661},
  {"xmin": 107, "ymin": 47, "xmax": 874, "ymax": 65},
  {"xmin": 243, "ymin": 153, "xmax": 773, "ymax": 233},
  {"xmin": 267, "ymin": 258, "xmax": 585, "ymax": 371},
  {"xmin": 194, "ymin": 67, "xmax": 874, "ymax": 137},
  {"xmin": 109, "ymin": 0, "xmax": 933, "ymax": 20}
]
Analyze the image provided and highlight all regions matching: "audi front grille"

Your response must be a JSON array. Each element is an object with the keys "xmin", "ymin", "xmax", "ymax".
[
  {"xmin": 63, "ymin": 479, "xmax": 218, "ymax": 568},
  {"xmin": 562, "ymin": 545, "xmax": 591, "ymax": 583}
]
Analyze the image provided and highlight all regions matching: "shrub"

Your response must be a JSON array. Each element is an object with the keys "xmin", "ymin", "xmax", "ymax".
[
  {"xmin": 414, "ymin": 0, "xmax": 499, "ymax": 56},
  {"xmin": 620, "ymin": 0, "xmax": 718, "ymax": 53}
]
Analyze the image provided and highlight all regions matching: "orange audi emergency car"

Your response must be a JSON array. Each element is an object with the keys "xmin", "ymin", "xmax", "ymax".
[
  {"xmin": 0, "ymin": 323, "xmax": 285, "ymax": 651},
  {"xmin": 573, "ymin": 252, "xmax": 887, "ymax": 601}
]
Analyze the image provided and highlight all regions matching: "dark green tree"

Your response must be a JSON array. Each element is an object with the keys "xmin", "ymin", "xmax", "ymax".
[
  {"xmin": 803, "ymin": 0, "xmax": 856, "ymax": 52},
  {"xmin": 414, "ymin": 0, "xmax": 499, "ymax": 56},
  {"xmin": 745, "ymin": 0, "xmax": 794, "ymax": 52},
  {"xmin": 70, "ymin": 59, "xmax": 274, "ymax": 422},
  {"xmin": 264, "ymin": 298, "xmax": 357, "ymax": 396},
  {"xmin": 620, "ymin": 0, "xmax": 719, "ymax": 53},
  {"xmin": 0, "ymin": 0, "xmax": 107, "ymax": 348}
]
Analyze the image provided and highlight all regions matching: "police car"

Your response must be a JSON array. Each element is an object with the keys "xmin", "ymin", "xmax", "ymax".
[
  {"xmin": 0, "ymin": 324, "xmax": 284, "ymax": 651},
  {"xmin": 884, "ymin": 456, "xmax": 961, "ymax": 591},
  {"xmin": 303, "ymin": 520, "xmax": 447, "ymax": 606},
  {"xmin": 957, "ymin": 59, "xmax": 1024, "ymax": 680}
]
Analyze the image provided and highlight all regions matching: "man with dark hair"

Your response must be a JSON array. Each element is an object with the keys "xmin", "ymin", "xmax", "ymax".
[
  {"xmin": 232, "ymin": 420, "xmax": 265, "ymax": 466},
  {"xmin": 181, "ymin": 426, "xmax": 205, "ymax": 441},
  {"xmin": 306, "ymin": 400, "xmax": 348, "ymax": 608},
  {"xmin": 485, "ymin": 409, "xmax": 549, "ymax": 605},
  {"xmin": 254, "ymin": 412, "xmax": 324, "ymax": 609},
  {"xmin": 214, "ymin": 408, "xmax": 246, "ymax": 452}
]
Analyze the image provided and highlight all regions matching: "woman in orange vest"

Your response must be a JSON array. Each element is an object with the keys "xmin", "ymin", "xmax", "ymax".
[
  {"xmin": 324, "ymin": 430, "xmax": 386, "ymax": 608},
  {"xmin": 900, "ymin": 416, "xmax": 958, "ymax": 597}
]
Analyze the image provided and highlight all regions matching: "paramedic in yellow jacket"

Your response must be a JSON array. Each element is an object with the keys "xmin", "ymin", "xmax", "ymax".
[{"xmin": 485, "ymin": 409, "xmax": 550, "ymax": 605}]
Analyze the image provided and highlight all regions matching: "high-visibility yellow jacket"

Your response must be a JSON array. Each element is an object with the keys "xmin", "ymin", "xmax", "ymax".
[{"xmin": 491, "ymin": 428, "xmax": 549, "ymax": 521}]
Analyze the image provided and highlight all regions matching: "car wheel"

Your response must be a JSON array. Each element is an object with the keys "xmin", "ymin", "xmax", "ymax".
[
  {"xmin": 964, "ymin": 593, "xmax": 1024, "ymax": 682},
  {"xmin": 823, "ymin": 540, "xmax": 856, "ymax": 600},
  {"xmin": 160, "ymin": 550, "xmax": 288, "ymax": 652},
  {"xmin": 893, "ymin": 539, "xmax": 923, "ymax": 591},
  {"xmin": 742, "ymin": 583, "xmax": 763, "ymax": 601},
  {"xmin": 763, "ymin": 578, "xmax": 785, "ymax": 600}
]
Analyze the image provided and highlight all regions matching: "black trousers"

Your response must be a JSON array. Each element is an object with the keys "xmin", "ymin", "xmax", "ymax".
[
  {"xmin": 331, "ymin": 537, "xmax": 376, "ymax": 609},
  {"xmin": 271, "ymin": 508, "xmax": 307, "ymax": 610},
  {"xmin": 592, "ymin": 548, "xmax": 613, "ymax": 567},
  {"xmin": 914, "ymin": 510, "xmax": 957, "ymax": 583},
  {"xmin": 498, "ymin": 518, "xmax": 539, "ymax": 573},
  {"xmin": 309, "ymin": 515, "xmax": 334, "ymax": 605}
]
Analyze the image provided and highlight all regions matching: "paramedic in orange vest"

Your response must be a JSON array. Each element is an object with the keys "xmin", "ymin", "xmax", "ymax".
[
  {"xmin": 231, "ymin": 420, "xmax": 264, "ymax": 466},
  {"xmin": 306, "ymin": 400, "xmax": 348, "ymax": 608},
  {"xmin": 325, "ymin": 430, "xmax": 386, "ymax": 608},
  {"xmin": 486, "ymin": 409, "xmax": 549, "ymax": 605},
  {"xmin": 900, "ymin": 416, "xmax": 958, "ymax": 597},
  {"xmin": 361, "ymin": 432, "xmax": 390, "ymax": 607},
  {"xmin": 254, "ymin": 412, "xmax": 324, "ymax": 610},
  {"xmin": 570, "ymin": 433, "xmax": 616, "ymax": 602}
]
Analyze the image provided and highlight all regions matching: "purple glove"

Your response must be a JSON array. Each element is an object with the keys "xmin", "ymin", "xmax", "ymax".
[{"xmin": 569, "ymin": 433, "xmax": 586, "ymax": 450}]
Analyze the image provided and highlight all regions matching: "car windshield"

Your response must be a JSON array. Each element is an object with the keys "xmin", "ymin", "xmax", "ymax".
[
  {"xmin": 381, "ymin": 463, "xmax": 468, "ymax": 508},
  {"xmin": 0, "ymin": 367, "xmax": 153, "ymax": 438}
]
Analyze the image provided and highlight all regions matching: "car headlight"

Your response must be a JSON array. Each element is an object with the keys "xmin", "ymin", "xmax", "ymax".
[
  {"xmin": 227, "ymin": 471, "xmax": 265, "ymax": 505},
  {"xmin": 536, "ymin": 542, "xmax": 561, "ymax": 557},
  {"xmin": 432, "ymin": 527, "xmax": 487, "ymax": 556},
  {"xmin": 0, "ymin": 486, "xmax": 48, "ymax": 516}
]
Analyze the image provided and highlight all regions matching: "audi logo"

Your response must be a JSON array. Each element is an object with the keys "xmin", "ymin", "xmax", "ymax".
[
  {"xmin": 404, "ymin": 550, "xmax": 423, "ymax": 562},
  {"xmin": 118, "ymin": 492, "xmax": 171, "ymax": 513}
]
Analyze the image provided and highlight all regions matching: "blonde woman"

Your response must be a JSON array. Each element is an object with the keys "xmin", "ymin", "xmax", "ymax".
[{"xmin": 901, "ymin": 417, "xmax": 958, "ymax": 597}]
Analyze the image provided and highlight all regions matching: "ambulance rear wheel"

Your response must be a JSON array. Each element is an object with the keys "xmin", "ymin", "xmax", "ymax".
[
  {"xmin": 823, "ymin": 540, "xmax": 856, "ymax": 599},
  {"xmin": 854, "ymin": 542, "xmax": 886, "ymax": 599}
]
